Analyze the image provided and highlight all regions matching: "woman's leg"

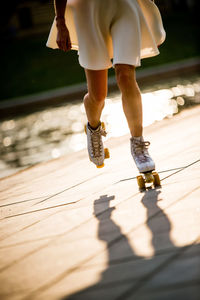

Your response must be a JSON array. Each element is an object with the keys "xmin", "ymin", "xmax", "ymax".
[
  {"xmin": 83, "ymin": 69, "xmax": 108, "ymax": 168},
  {"xmin": 84, "ymin": 69, "xmax": 108, "ymax": 128},
  {"xmin": 115, "ymin": 64, "xmax": 155, "ymax": 173},
  {"xmin": 115, "ymin": 64, "xmax": 143, "ymax": 137}
]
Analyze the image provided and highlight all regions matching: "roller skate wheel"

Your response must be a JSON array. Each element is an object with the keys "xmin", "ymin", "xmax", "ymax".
[
  {"xmin": 104, "ymin": 148, "xmax": 110, "ymax": 159},
  {"xmin": 97, "ymin": 163, "xmax": 104, "ymax": 169},
  {"xmin": 152, "ymin": 172, "xmax": 161, "ymax": 187},
  {"xmin": 137, "ymin": 175, "xmax": 145, "ymax": 191},
  {"xmin": 144, "ymin": 172, "xmax": 154, "ymax": 183}
]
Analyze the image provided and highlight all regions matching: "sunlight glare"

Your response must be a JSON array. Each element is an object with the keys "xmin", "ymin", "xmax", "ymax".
[{"xmin": 103, "ymin": 88, "xmax": 175, "ymax": 137}]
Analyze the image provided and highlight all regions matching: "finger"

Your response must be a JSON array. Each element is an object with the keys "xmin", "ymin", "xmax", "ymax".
[
  {"xmin": 62, "ymin": 40, "xmax": 67, "ymax": 52},
  {"xmin": 58, "ymin": 39, "xmax": 66, "ymax": 51},
  {"xmin": 57, "ymin": 37, "xmax": 70, "ymax": 52},
  {"xmin": 66, "ymin": 42, "xmax": 71, "ymax": 51},
  {"xmin": 56, "ymin": 40, "xmax": 63, "ymax": 50},
  {"xmin": 66, "ymin": 37, "xmax": 72, "ymax": 51}
]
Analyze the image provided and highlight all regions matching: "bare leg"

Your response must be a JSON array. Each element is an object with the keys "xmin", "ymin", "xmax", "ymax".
[
  {"xmin": 115, "ymin": 64, "xmax": 155, "ymax": 173},
  {"xmin": 84, "ymin": 69, "xmax": 108, "ymax": 128},
  {"xmin": 115, "ymin": 64, "xmax": 143, "ymax": 137}
]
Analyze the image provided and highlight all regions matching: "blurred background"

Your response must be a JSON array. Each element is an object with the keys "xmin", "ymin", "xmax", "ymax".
[{"xmin": 0, "ymin": 0, "xmax": 200, "ymax": 178}]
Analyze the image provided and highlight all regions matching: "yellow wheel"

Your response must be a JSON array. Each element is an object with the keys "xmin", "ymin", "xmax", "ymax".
[
  {"xmin": 101, "ymin": 122, "xmax": 105, "ymax": 130},
  {"xmin": 84, "ymin": 124, "xmax": 87, "ymax": 134},
  {"xmin": 137, "ymin": 175, "xmax": 145, "ymax": 190},
  {"xmin": 97, "ymin": 163, "xmax": 104, "ymax": 169},
  {"xmin": 152, "ymin": 172, "xmax": 161, "ymax": 187},
  {"xmin": 144, "ymin": 172, "xmax": 154, "ymax": 183},
  {"xmin": 104, "ymin": 148, "xmax": 110, "ymax": 159}
]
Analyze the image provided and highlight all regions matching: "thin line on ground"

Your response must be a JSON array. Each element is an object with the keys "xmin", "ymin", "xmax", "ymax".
[{"xmin": 116, "ymin": 159, "xmax": 200, "ymax": 184}]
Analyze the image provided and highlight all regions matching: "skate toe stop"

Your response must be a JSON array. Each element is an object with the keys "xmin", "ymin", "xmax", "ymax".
[{"xmin": 96, "ymin": 163, "xmax": 104, "ymax": 168}]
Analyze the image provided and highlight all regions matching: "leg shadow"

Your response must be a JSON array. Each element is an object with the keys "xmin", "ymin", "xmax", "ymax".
[
  {"xmin": 141, "ymin": 189, "xmax": 175, "ymax": 253},
  {"xmin": 64, "ymin": 191, "xmax": 199, "ymax": 299},
  {"xmin": 115, "ymin": 190, "xmax": 200, "ymax": 299},
  {"xmin": 65, "ymin": 194, "xmax": 140, "ymax": 299}
]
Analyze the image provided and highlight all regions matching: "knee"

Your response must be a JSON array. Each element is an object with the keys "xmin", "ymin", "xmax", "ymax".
[
  {"xmin": 115, "ymin": 65, "xmax": 136, "ymax": 90},
  {"xmin": 84, "ymin": 90, "xmax": 106, "ymax": 105}
]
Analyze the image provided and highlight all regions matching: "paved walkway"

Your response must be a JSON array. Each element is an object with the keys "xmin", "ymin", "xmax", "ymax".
[{"xmin": 0, "ymin": 106, "xmax": 200, "ymax": 300}]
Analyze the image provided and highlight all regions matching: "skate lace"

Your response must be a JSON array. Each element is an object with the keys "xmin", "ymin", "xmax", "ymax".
[
  {"xmin": 132, "ymin": 140, "xmax": 150, "ymax": 163},
  {"xmin": 91, "ymin": 128, "xmax": 107, "ymax": 157}
]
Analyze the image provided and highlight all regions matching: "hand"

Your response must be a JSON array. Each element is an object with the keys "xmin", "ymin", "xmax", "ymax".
[{"xmin": 56, "ymin": 18, "xmax": 71, "ymax": 52}]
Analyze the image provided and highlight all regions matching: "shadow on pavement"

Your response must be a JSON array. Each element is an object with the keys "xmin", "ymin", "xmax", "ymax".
[{"xmin": 64, "ymin": 191, "xmax": 199, "ymax": 300}]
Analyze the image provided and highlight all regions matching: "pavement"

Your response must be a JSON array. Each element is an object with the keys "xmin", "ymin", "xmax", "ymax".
[{"xmin": 0, "ymin": 105, "xmax": 200, "ymax": 299}]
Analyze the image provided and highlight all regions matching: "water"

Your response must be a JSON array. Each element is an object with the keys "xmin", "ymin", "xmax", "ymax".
[{"xmin": 0, "ymin": 75, "xmax": 200, "ymax": 178}]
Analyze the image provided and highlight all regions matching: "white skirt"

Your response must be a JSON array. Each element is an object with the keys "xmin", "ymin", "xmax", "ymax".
[{"xmin": 46, "ymin": 0, "xmax": 166, "ymax": 69}]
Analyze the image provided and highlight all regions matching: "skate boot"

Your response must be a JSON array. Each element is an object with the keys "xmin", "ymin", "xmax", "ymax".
[
  {"xmin": 85, "ymin": 122, "xmax": 110, "ymax": 168},
  {"xmin": 130, "ymin": 136, "xmax": 155, "ymax": 173},
  {"xmin": 130, "ymin": 137, "xmax": 161, "ymax": 190}
]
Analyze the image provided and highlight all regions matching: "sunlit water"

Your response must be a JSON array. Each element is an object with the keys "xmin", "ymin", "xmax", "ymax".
[{"xmin": 0, "ymin": 75, "xmax": 200, "ymax": 178}]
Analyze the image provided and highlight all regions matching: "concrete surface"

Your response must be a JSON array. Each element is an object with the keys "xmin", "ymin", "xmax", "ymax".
[{"xmin": 0, "ymin": 105, "xmax": 200, "ymax": 299}]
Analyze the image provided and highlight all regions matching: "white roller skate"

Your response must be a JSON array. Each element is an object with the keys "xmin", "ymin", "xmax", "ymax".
[
  {"xmin": 130, "ymin": 136, "xmax": 161, "ymax": 190},
  {"xmin": 85, "ymin": 122, "xmax": 110, "ymax": 168}
]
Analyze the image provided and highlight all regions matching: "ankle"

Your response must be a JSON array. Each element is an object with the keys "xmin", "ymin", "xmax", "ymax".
[
  {"xmin": 130, "ymin": 127, "xmax": 143, "ymax": 137},
  {"xmin": 131, "ymin": 136, "xmax": 144, "ymax": 142},
  {"xmin": 88, "ymin": 121, "xmax": 101, "ymax": 130}
]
